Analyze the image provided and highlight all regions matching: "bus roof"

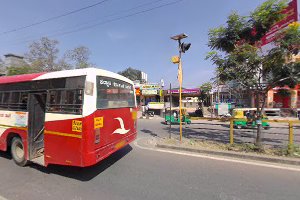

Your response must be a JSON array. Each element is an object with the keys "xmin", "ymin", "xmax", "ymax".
[{"xmin": 0, "ymin": 68, "xmax": 133, "ymax": 85}]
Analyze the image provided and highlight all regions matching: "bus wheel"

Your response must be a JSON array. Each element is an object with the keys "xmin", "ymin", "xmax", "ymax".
[{"xmin": 11, "ymin": 137, "xmax": 28, "ymax": 167}]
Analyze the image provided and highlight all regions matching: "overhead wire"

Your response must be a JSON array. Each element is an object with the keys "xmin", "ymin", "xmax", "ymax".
[
  {"xmin": 10, "ymin": 0, "xmax": 184, "ymax": 45},
  {"xmin": 0, "ymin": 0, "xmax": 111, "ymax": 35},
  {"xmin": 48, "ymin": 0, "xmax": 184, "ymax": 38},
  {"xmin": 9, "ymin": 0, "xmax": 168, "ymax": 44}
]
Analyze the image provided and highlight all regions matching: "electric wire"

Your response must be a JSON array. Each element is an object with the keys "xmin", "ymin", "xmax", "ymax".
[
  {"xmin": 0, "ymin": 0, "xmax": 111, "ymax": 35},
  {"xmin": 11, "ymin": 0, "xmax": 184, "ymax": 45},
  {"xmin": 10, "ymin": 0, "xmax": 168, "ymax": 44}
]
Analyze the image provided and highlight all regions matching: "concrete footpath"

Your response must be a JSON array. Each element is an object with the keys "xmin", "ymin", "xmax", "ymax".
[{"xmin": 136, "ymin": 136, "xmax": 300, "ymax": 166}]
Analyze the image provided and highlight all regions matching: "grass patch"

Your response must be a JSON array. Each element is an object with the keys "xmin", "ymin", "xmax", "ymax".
[{"xmin": 158, "ymin": 137, "xmax": 300, "ymax": 158}]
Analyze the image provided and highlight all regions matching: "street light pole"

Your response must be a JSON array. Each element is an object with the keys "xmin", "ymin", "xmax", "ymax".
[
  {"xmin": 171, "ymin": 33, "xmax": 191, "ymax": 143},
  {"xmin": 169, "ymin": 83, "xmax": 172, "ymax": 138},
  {"xmin": 178, "ymin": 40, "xmax": 183, "ymax": 142}
]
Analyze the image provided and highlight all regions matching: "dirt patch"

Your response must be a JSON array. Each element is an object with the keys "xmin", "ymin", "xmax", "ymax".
[{"xmin": 157, "ymin": 137, "xmax": 300, "ymax": 158}]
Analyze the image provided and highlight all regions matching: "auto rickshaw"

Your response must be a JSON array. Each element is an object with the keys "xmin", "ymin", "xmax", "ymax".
[
  {"xmin": 232, "ymin": 108, "xmax": 270, "ymax": 129},
  {"xmin": 164, "ymin": 107, "xmax": 191, "ymax": 125}
]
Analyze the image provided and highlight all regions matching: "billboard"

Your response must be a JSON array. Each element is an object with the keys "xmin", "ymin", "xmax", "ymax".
[{"xmin": 261, "ymin": 0, "xmax": 298, "ymax": 47}]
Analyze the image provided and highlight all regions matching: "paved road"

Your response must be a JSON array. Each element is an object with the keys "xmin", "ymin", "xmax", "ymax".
[{"xmin": 0, "ymin": 119, "xmax": 299, "ymax": 200}]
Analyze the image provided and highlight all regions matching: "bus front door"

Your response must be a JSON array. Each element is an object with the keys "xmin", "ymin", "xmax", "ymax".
[{"xmin": 28, "ymin": 93, "xmax": 47, "ymax": 160}]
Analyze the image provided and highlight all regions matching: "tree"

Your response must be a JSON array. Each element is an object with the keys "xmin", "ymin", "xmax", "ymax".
[
  {"xmin": 6, "ymin": 65, "xmax": 35, "ymax": 76},
  {"xmin": 65, "ymin": 46, "xmax": 94, "ymax": 69},
  {"xmin": 207, "ymin": 0, "xmax": 300, "ymax": 147},
  {"xmin": 199, "ymin": 82, "xmax": 212, "ymax": 107},
  {"xmin": 118, "ymin": 67, "xmax": 142, "ymax": 81},
  {"xmin": 0, "ymin": 58, "xmax": 5, "ymax": 74},
  {"xmin": 25, "ymin": 37, "xmax": 60, "ymax": 72}
]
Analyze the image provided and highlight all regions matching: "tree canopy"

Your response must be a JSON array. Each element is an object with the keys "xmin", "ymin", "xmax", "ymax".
[
  {"xmin": 207, "ymin": 0, "xmax": 300, "ymax": 146},
  {"xmin": 118, "ymin": 67, "xmax": 142, "ymax": 81},
  {"xmin": 2, "ymin": 37, "xmax": 94, "ymax": 75},
  {"xmin": 65, "ymin": 46, "xmax": 94, "ymax": 69}
]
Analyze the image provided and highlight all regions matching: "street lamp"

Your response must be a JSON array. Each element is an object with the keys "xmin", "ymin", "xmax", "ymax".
[{"xmin": 170, "ymin": 33, "xmax": 191, "ymax": 142}]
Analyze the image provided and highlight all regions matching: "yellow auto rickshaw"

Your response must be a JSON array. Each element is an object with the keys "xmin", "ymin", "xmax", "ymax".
[{"xmin": 232, "ymin": 108, "xmax": 270, "ymax": 129}]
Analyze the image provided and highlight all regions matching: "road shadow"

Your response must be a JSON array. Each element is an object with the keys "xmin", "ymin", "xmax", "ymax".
[
  {"xmin": 0, "ymin": 150, "xmax": 12, "ymax": 160},
  {"xmin": 29, "ymin": 145, "xmax": 133, "ymax": 181},
  {"xmin": 140, "ymin": 129, "xmax": 158, "ymax": 137}
]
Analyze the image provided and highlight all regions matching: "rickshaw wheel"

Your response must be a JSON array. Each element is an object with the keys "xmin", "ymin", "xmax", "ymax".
[{"xmin": 236, "ymin": 125, "xmax": 242, "ymax": 129}]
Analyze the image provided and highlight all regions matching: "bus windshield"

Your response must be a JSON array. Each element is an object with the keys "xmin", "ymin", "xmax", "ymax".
[{"xmin": 96, "ymin": 76, "xmax": 135, "ymax": 109}]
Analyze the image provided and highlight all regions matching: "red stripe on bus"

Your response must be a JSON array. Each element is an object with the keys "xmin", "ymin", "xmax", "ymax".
[{"xmin": 0, "ymin": 72, "xmax": 46, "ymax": 84}]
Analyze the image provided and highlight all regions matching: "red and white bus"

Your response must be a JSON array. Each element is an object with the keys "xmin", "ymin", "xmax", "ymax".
[{"xmin": 0, "ymin": 68, "xmax": 137, "ymax": 167}]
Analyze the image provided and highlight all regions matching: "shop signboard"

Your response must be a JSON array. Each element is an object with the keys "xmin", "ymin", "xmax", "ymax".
[
  {"xmin": 168, "ymin": 88, "xmax": 200, "ymax": 94},
  {"xmin": 141, "ymin": 84, "xmax": 161, "ymax": 90},
  {"xmin": 148, "ymin": 102, "xmax": 164, "ymax": 109},
  {"xmin": 142, "ymin": 90, "xmax": 158, "ymax": 95}
]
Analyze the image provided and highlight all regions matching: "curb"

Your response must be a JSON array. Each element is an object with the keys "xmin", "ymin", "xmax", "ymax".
[{"xmin": 156, "ymin": 143, "xmax": 300, "ymax": 166}]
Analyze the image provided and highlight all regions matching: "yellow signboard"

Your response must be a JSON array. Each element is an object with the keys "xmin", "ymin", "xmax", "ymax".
[
  {"xmin": 72, "ymin": 120, "xmax": 82, "ymax": 132},
  {"xmin": 94, "ymin": 117, "xmax": 104, "ymax": 129},
  {"xmin": 171, "ymin": 56, "xmax": 180, "ymax": 64}
]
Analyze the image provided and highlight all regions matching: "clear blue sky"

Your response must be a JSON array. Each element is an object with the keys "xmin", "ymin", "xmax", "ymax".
[{"xmin": 0, "ymin": 0, "xmax": 267, "ymax": 88}]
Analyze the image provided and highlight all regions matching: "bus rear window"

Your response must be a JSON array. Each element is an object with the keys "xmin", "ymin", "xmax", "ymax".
[{"xmin": 96, "ymin": 76, "xmax": 135, "ymax": 109}]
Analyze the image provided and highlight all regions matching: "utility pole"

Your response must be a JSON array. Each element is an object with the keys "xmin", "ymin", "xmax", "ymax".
[
  {"xmin": 171, "ymin": 33, "xmax": 191, "ymax": 142},
  {"xmin": 169, "ymin": 83, "xmax": 172, "ymax": 138}
]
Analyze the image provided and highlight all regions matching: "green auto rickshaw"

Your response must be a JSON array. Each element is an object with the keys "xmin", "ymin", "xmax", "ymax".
[
  {"xmin": 233, "ymin": 108, "xmax": 270, "ymax": 129},
  {"xmin": 164, "ymin": 107, "xmax": 191, "ymax": 125}
]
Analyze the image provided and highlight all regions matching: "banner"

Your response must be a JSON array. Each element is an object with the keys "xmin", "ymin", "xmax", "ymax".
[{"xmin": 260, "ymin": 0, "xmax": 298, "ymax": 47}]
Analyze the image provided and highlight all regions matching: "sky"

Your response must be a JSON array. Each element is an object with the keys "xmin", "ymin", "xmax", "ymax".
[{"xmin": 0, "ymin": 0, "xmax": 271, "ymax": 88}]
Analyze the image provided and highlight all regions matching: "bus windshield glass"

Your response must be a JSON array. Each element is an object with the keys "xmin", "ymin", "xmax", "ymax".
[{"xmin": 96, "ymin": 76, "xmax": 135, "ymax": 109}]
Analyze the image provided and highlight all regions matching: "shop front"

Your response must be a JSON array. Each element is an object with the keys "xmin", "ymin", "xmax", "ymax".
[
  {"xmin": 164, "ymin": 88, "xmax": 201, "ymax": 112},
  {"xmin": 267, "ymin": 85, "xmax": 299, "ymax": 109}
]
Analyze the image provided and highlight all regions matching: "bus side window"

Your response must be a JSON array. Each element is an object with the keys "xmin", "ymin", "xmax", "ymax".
[
  {"xmin": 0, "ymin": 93, "xmax": 3, "ymax": 109},
  {"xmin": 47, "ymin": 90, "xmax": 62, "ymax": 112},
  {"xmin": 11, "ymin": 92, "xmax": 21, "ymax": 110},
  {"xmin": 47, "ymin": 89, "xmax": 83, "ymax": 114},
  {"xmin": 20, "ymin": 93, "xmax": 28, "ymax": 111}
]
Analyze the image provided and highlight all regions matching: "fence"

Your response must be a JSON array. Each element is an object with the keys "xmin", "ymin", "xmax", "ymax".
[{"xmin": 189, "ymin": 117, "xmax": 300, "ymax": 153}]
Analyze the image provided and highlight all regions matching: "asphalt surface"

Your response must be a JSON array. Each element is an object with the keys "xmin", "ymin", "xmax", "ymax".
[{"xmin": 0, "ymin": 118, "xmax": 299, "ymax": 200}]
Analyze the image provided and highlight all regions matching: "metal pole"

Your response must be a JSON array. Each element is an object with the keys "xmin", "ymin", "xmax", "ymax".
[
  {"xmin": 169, "ymin": 83, "xmax": 172, "ymax": 138},
  {"xmin": 230, "ymin": 118, "xmax": 234, "ymax": 145},
  {"xmin": 178, "ymin": 40, "xmax": 183, "ymax": 142},
  {"xmin": 288, "ymin": 121, "xmax": 294, "ymax": 154}
]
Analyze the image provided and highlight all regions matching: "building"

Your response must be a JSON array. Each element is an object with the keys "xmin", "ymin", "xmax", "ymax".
[
  {"xmin": 4, "ymin": 54, "xmax": 25, "ymax": 68},
  {"xmin": 210, "ymin": 84, "xmax": 251, "ymax": 108}
]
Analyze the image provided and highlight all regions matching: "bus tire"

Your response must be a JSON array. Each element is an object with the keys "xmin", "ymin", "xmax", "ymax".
[{"xmin": 11, "ymin": 137, "xmax": 28, "ymax": 167}]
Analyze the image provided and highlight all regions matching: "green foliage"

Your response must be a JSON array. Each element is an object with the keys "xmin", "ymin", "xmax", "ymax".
[
  {"xmin": 208, "ymin": 0, "xmax": 288, "ymax": 53},
  {"xmin": 0, "ymin": 58, "xmax": 5, "ymax": 74},
  {"xmin": 199, "ymin": 82, "xmax": 212, "ymax": 106},
  {"xmin": 207, "ymin": 0, "xmax": 299, "ymax": 147},
  {"xmin": 6, "ymin": 37, "xmax": 95, "ymax": 75},
  {"xmin": 118, "ymin": 67, "xmax": 142, "ymax": 81},
  {"xmin": 200, "ymin": 82, "xmax": 212, "ymax": 92},
  {"xmin": 7, "ymin": 65, "xmax": 36, "ymax": 76}
]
